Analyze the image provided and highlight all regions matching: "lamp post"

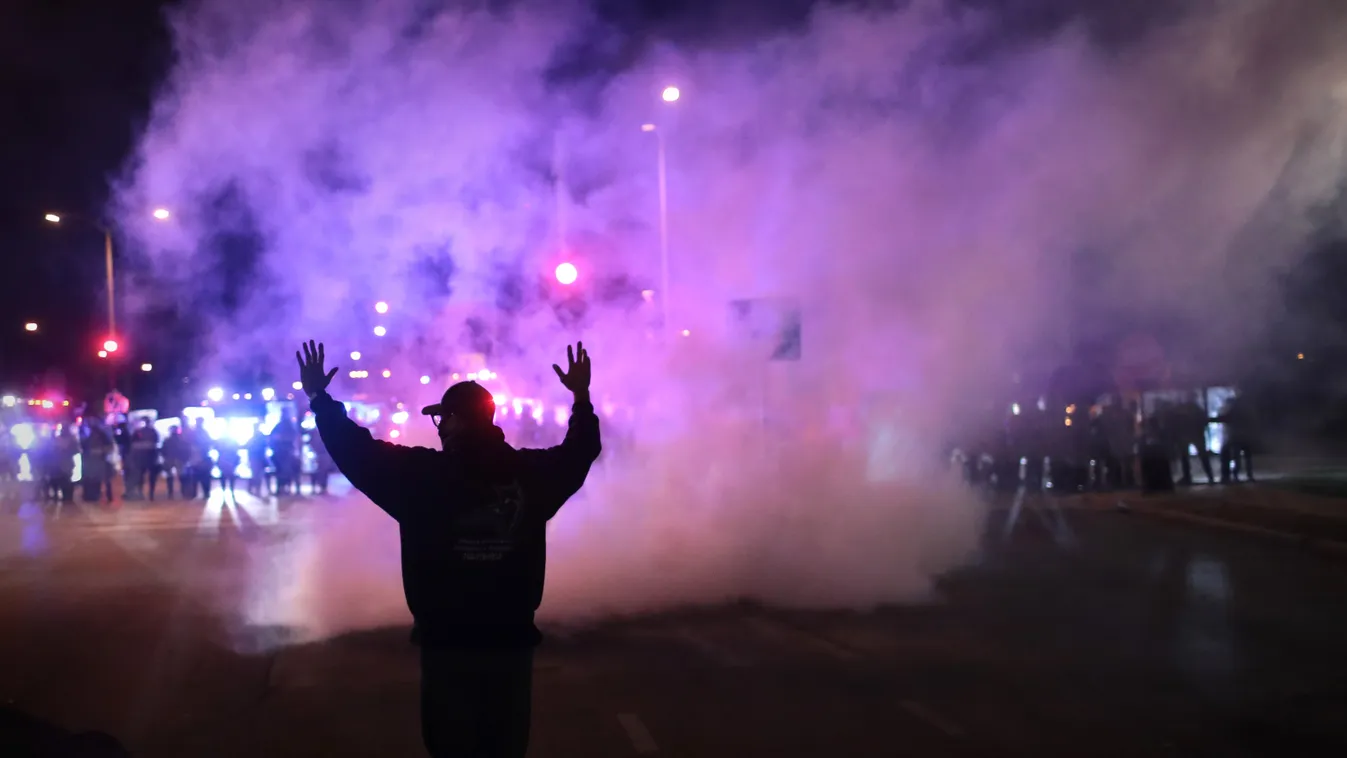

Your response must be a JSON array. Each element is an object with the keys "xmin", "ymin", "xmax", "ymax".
[
  {"xmin": 45, "ymin": 208, "xmax": 170, "ymax": 387},
  {"xmin": 641, "ymin": 86, "xmax": 680, "ymax": 333}
]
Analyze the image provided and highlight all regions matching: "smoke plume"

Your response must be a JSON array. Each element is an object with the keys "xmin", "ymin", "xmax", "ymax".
[{"xmin": 113, "ymin": 0, "xmax": 1347, "ymax": 641}]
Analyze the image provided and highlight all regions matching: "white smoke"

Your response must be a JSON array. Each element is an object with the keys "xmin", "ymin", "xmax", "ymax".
[{"xmin": 113, "ymin": 0, "xmax": 1347, "ymax": 641}]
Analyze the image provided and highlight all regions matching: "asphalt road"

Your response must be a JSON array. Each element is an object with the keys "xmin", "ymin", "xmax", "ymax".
[{"xmin": 2, "ymin": 485, "xmax": 1346, "ymax": 757}]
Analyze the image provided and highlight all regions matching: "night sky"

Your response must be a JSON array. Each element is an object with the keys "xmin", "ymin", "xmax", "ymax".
[
  {"xmin": 0, "ymin": 0, "xmax": 1341, "ymax": 417},
  {"xmin": 0, "ymin": 0, "xmax": 174, "ymax": 400}
]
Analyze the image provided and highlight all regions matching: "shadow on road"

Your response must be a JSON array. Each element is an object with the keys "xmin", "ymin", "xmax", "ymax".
[{"xmin": 0, "ymin": 706, "xmax": 132, "ymax": 757}]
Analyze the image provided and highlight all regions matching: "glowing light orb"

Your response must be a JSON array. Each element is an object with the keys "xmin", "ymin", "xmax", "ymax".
[
  {"xmin": 350, "ymin": 351, "xmax": 361, "ymax": 361},
  {"xmin": 23, "ymin": 322, "xmax": 37, "ymax": 332},
  {"xmin": 152, "ymin": 208, "xmax": 171, "ymax": 220},
  {"xmin": 373, "ymin": 326, "xmax": 387, "ymax": 337},
  {"xmin": 662, "ymin": 86, "xmax": 681, "ymax": 102},
  {"xmin": 103, "ymin": 339, "xmax": 119, "ymax": 352},
  {"xmin": 419, "ymin": 375, "xmax": 430, "ymax": 385},
  {"xmin": 140, "ymin": 363, "xmax": 152, "ymax": 372},
  {"xmin": 375, "ymin": 301, "xmax": 389, "ymax": 314},
  {"xmin": 554, "ymin": 262, "xmax": 578, "ymax": 285},
  {"xmin": 382, "ymin": 369, "xmax": 391, "ymax": 378},
  {"xmin": 291, "ymin": 381, "xmax": 303, "ymax": 390},
  {"xmin": 261, "ymin": 387, "xmax": 275, "ymax": 401},
  {"xmin": 207, "ymin": 387, "xmax": 225, "ymax": 402},
  {"xmin": 97, "ymin": 350, "xmax": 108, "ymax": 358}
]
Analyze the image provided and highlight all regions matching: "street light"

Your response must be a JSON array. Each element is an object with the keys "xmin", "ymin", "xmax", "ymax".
[
  {"xmin": 642, "ymin": 121, "xmax": 673, "ymax": 333},
  {"xmin": 555, "ymin": 261, "xmax": 578, "ymax": 285},
  {"xmin": 45, "ymin": 208, "xmax": 170, "ymax": 385}
]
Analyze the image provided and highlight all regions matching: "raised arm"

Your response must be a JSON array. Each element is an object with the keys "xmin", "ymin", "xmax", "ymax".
[
  {"xmin": 539, "ymin": 343, "xmax": 602, "ymax": 516},
  {"xmin": 298, "ymin": 340, "xmax": 417, "ymax": 520}
]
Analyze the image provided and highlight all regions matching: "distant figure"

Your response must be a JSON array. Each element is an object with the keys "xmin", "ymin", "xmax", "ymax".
[
  {"xmin": 270, "ymin": 418, "xmax": 301, "ymax": 495},
  {"xmin": 246, "ymin": 429, "xmax": 271, "ymax": 496},
  {"xmin": 215, "ymin": 437, "xmax": 241, "ymax": 498},
  {"xmin": 80, "ymin": 418, "xmax": 116, "ymax": 504},
  {"xmin": 161, "ymin": 425, "xmax": 189, "ymax": 499},
  {"xmin": 1217, "ymin": 395, "xmax": 1258, "ymax": 483},
  {"xmin": 184, "ymin": 418, "xmax": 212, "ymax": 499},
  {"xmin": 52, "ymin": 426, "xmax": 79, "ymax": 503},
  {"xmin": 1174, "ymin": 395, "xmax": 1215, "ymax": 485},
  {"xmin": 309, "ymin": 431, "xmax": 334, "ymax": 494},
  {"xmin": 127, "ymin": 418, "xmax": 161, "ymax": 501},
  {"xmin": 297, "ymin": 340, "xmax": 601, "ymax": 758}
]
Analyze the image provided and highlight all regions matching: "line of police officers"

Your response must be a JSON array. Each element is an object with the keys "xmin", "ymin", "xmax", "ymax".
[
  {"xmin": 1, "ymin": 412, "xmax": 336, "ymax": 505},
  {"xmin": 956, "ymin": 392, "xmax": 1259, "ymax": 493}
]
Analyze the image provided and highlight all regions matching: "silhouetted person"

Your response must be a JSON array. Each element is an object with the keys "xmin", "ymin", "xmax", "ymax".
[
  {"xmin": 1102, "ymin": 400, "xmax": 1137, "ymax": 489},
  {"xmin": 1174, "ymin": 396, "xmax": 1215, "ymax": 485},
  {"xmin": 184, "ymin": 418, "xmax": 212, "ymax": 498},
  {"xmin": 53, "ymin": 425, "xmax": 79, "ymax": 502},
  {"xmin": 297, "ymin": 339, "xmax": 601, "ymax": 758},
  {"xmin": 216, "ymin": 437, "xmax": 241, "ymax": 498},
  {"xmin": 246, "ymin": 429, "xmax": 271, "ymax": 495},
  {"xmin": 1217, "ymin": 395, "xmax": 1257, "ymax": 483},
  {"xmin": 127, "ymin": 418, "xmax": 161, "ymax": 501},
  {"xmin": 81, "ymin": 418, "xmax": 116, "ymax": 504},
  {"xmin": 309, "ymin": 432, "xmax": 334, "ymax": 494},
  {"xmin": 161, "ymin": 424, "xmax": 189, "ymax": 498},
  {"xmin": 270, "ymin": 418, "xmax": 301, "ymax": 495}
]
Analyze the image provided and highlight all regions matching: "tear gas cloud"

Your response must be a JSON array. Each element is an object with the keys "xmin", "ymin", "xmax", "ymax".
[{"xmin": 114, "ymin": 0, "xmax": 1347, "ymax": 639}]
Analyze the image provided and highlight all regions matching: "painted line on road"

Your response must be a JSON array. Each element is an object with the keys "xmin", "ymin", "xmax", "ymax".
[
  {"xmin": 617, "ymin": 713, "xmax": 659, "ymax": 753},
  {"xmin": 672, "ymin": 625, "xmax": 751, "ymax": 667},
  {"xmin": 743, "ymin": 616, "xmax": 860, "ymax": 662},
  {"xmin": 899, "ymin": 700, "xmax": 967, "ymax": 738},
  {"xmin": 1121, "ymin": 503, "xmax": 1347, "ymax": 556}
]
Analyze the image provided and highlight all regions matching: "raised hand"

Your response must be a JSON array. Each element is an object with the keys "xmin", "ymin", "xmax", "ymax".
[
  {"xmin": 296, "ymin": 340, "xmax": 338, "ymax": 397},
  {"xmin": 552, "ymin": 342, "xmax": 592, "ymax": 395}
]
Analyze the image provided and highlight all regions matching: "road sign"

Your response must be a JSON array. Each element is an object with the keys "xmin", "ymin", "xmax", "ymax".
[{"xmin": 729, "ymin": 298, "xmax": 801, "ymax": 361}]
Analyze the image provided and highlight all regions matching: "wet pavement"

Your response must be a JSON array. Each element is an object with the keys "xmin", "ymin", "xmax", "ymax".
[{"xmin": 1, "ymin": 485, "xmax": 1346, "ymax": 757}]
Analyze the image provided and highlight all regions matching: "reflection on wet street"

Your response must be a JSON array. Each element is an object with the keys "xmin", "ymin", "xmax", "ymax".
[{"xmin": 1, "ymin": 488, "xmax": 1345, "ymax": 756}]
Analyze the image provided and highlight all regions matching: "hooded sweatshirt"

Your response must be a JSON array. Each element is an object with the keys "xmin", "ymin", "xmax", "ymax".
[{"xmin": 310, "ymin": 391, "xmax": 601, "ymax": 649}]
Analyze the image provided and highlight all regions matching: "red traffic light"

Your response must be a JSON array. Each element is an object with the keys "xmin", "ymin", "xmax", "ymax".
[
  {"xmin": 103, "ymin": 339, "xmax": 119, "ymax": 353},
  {"xmin": 555, "ymin": 262, "xmax": 578, "ymax": 285}
]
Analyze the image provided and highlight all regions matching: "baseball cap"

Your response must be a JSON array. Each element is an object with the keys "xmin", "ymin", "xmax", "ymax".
[{"xmin": 421, "ymin": 381, "xmax": 496, "ymax": 424}]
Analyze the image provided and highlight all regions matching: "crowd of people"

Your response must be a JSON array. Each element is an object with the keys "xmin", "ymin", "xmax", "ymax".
[
  {"xmin": 953, "ymin": 391, "xmax": 1260, "ymax": 493},
  {"xmin": 0, "ymin": 412, "xmax": 336, "ymax": 505}
]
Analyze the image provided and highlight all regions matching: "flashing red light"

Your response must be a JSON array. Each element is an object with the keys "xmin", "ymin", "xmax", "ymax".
[{"xmin": 103, "ymin": 339, "xmax": 119, "ymax": 352}]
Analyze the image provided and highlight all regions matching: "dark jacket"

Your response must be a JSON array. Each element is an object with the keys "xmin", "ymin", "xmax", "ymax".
[{"xmin": 311, "ymin": 391, "xmax": 601, "ymax": 649}]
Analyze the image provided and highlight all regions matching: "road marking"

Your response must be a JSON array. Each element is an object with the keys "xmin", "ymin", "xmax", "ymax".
[
  {"xmin": 900, "ymin": 700, "xmax": 966, "ymax": 738},
  {"xmin": 673, "ymin": 625, "xmax": 751, "ymax": 667},
  {"xmin": 743, "ymin": 616, "xmax": 859, "ymax": 661},
  {"xmin": 617, "ymin": 713, "xmax": 659, "ymax": 753}
]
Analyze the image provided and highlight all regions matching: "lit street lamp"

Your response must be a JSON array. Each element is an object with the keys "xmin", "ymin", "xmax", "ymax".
[{"xmin": 45, "ymin": 208, "xmax": 170, "ymax": 386}]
